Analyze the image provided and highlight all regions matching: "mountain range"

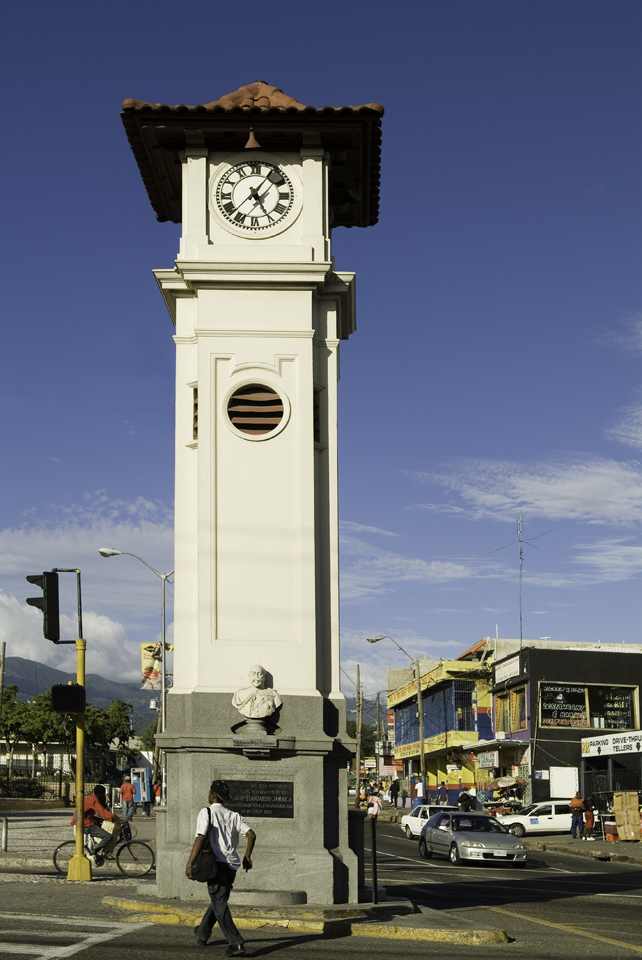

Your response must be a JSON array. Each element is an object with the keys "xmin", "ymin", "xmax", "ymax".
[
  {"xmin": 2, "ymin": 656, "xmax": 384, "ymax": 735},
  {"xmin": 3, "ymin": 657, "xmax": 156, "ymax": 733}
]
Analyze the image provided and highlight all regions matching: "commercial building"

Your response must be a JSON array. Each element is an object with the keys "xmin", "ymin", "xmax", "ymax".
[
  {"xmin": 485, "ymin": 639, "xmax": 642, "ymax": 802},
  {"xmin": 387, "ymin": 637, "xmax": 642, "ymax": 805},
  {"xmin": 388, "ymin": 651, "xmax": 493, "ymax": 797}
]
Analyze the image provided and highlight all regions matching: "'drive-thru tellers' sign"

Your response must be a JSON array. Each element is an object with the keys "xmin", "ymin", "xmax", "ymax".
[{"xmin": 540, "ymin": 683, "xmax": 588, "ymax": 727}]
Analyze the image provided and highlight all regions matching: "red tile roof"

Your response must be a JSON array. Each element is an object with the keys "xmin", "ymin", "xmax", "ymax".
[{"xmin": 121, "ymin": 81, "xmax": 383, "ymax": 227}]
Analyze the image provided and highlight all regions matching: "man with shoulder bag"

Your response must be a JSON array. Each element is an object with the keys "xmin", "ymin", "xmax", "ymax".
[{"xmin": 185, "ymin": 780, "xmax": 256, "ymax": 957}]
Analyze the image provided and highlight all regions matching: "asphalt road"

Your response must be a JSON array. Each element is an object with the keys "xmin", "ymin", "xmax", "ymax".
[
  {"xmin": 0, "ymin": 822, "xmax": 641, "ymax": 958},
  {"xmin": 369, "ymin": 820, "xmax": 642, "ymax": 957}
]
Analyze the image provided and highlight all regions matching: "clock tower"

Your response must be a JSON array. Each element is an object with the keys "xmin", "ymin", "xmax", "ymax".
[{"xmin": 122, "ymin": 81, "xmax": 383, "ymax": 904}]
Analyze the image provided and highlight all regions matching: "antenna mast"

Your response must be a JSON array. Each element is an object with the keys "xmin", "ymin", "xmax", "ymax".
[{"xmin": 517, "ymin": 513, "xmax": 525, "ymax": 648}]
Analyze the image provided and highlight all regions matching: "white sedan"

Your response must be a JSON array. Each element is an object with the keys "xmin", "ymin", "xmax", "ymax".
[
  {"xmin": 497, "ymin": 800, "xmax": 573, "ymax": 837},
  {"xmin": 400, "ymin": 804, "xmax": 458, "ymax": 839}
]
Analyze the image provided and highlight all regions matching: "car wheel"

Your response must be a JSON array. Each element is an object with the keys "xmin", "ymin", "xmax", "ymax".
[
  {"xmin": 405, "ymin": 826, "xmax": 412, "ymax": 839},
  {"xmin": 509, "ymin": 823, "xmax": 526, "ymax": 838},
  {"xmin": 418, "ymin": 838, "xmax": 432, "ymax": 859},
  {"xmin": 449, "ymin": 843, "xmax": 460, "ymax": 865}
]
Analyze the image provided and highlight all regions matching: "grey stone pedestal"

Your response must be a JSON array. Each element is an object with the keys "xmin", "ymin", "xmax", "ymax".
[{"xmin": 155, "ymin": 692, "xmax": 359, "ymax": 904}]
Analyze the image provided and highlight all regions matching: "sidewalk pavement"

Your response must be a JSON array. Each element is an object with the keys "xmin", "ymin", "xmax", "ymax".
[
  {"xmin": 0, "ymin": 811, "xmax": 156, "ymax": 859},
  {"xmin": 102, "ymin": 893, "xmax": 509, "ymax": 945},
  {"xmin": 525, "ymin": 834, "xmax": 642, "ymax": 864}
]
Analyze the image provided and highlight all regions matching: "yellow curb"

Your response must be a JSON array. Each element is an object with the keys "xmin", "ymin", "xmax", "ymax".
[
  {"xmin": 351, "ymin": 923, "xmax": 509, "ymax": 944},
  {"xmin": 103, "ymin": 897, "xmax": 508, "ymax": 944},
  {"xmin": 119, "ymin": 912, "xmax": 324, "ymax": 933}
]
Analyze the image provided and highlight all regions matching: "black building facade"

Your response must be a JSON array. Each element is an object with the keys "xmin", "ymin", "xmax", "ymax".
[{"xmin": 492, "ymin": 646, "xmax": 642, "ymax": 803}]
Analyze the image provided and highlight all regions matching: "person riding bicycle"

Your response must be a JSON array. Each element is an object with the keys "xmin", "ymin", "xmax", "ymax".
[{"xmin": 70, "ymin": 784, "xmax": 122, "ymax": 865}]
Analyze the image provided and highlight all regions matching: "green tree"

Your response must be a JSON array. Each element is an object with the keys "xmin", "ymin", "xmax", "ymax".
[
  {"xmin": 139, "ymin": 720, "xmax": 157, "ymax": 752},
  {"xmin": 21, "ymin": 692, "xmax": 65, "ymax": 776},
  {"xmin": 103, "ymin": 700, "xmax": 133, "ymax": 748},
  {"xmin": 346, "ymin": 720, "xmax": 377, "ymax": 758},
  {"xmin": 0, "ymin": 686, "xmax": 27, "ymax": 778}
]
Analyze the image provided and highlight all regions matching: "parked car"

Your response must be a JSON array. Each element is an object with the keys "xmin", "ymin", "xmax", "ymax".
[
  {"xmin": 496, "ymin": 801, "xmax": 572, "ymax": 837},
  {"xmin": 400, "ymin": 804, "xmax": 458, "ymax": 839},
  {"xmin": 419, "ymin": 811, "xmax": 527, "ymax": 866}
]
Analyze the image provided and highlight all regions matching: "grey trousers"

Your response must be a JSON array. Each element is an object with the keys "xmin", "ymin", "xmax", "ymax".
[{"xmin": 196, "ymin": 864, "xmax": 243, "ymax": 947}]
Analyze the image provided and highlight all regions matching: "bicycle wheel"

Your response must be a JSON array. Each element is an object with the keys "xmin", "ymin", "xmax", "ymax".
[
  {"xmin": 116, "ymin": 841, "xmax": 155, "ymax": 877},
  {"xmin": 53, "ymin": 841, "xmax": 77, "ymax": 875}
]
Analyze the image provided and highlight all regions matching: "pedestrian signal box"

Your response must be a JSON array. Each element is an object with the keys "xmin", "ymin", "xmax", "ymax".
[{"xmin": 51, "ymin": 683, "xmax": 85, "ymax": 714}]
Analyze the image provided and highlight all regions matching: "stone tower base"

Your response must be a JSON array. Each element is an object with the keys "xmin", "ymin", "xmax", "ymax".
[{"xmin": 155, "ymin": 692, "xmax": 359, "ymax": 904}]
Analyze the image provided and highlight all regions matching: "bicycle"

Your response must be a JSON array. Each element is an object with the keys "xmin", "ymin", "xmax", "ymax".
[{"xmin": 53, "ymin": 821, "xmax": 155, "ymax": 877}]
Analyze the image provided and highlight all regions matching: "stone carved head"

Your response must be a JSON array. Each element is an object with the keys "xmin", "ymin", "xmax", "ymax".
[{"xmin": 248, "ymin": 664, "xmax": 268, "ymax": 688}]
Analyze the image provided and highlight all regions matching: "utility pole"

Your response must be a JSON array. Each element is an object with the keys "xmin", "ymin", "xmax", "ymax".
[
  {"xmin": 415, "ymin": 660, "xmax": 426, "ymax": 790},
  {"xmin": 354, "ymin": 664, "xmax": 363, "ymax": 806},
  {"xmin": 375, "ymin": 691, "xmax": 382, "ymax": 777},
  {"xmin": 0, "ymin": 642, "xmax": 6, "ymax": 712},
  {"xmin": 517, "ymin": 513, "xmax": 525, "ymax": 648}
]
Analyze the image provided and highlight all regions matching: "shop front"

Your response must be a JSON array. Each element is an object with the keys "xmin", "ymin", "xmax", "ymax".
[{"xmin": 581, "ymin": 729, "xmax": 642, "ymax": 802}]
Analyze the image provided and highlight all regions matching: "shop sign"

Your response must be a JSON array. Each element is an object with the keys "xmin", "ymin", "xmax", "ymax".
[
  {"xmin": 581, "ymin": 730, "xmax": 642, "ymax": 758},
  {"xmin": 478, "ymin": 750, "xmax": 499, "ymax": 769},
  {"xmin": 540, "ymin": 683, "xmax": 588, "ymax": 727},
  {"xmin": 446, "ymin": 763, "xmax": 461, "ymax": 773},
  {"xmin": 495, "ymin": 656, "xmax": 520, "ymax": 684}
]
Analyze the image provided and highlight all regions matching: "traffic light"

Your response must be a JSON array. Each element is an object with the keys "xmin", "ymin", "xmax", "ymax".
[
  {"xmin": 26, "ymin": 571, "xmax": 60, "ymax": 643},
  {"xmin": 51, "ymin": 683, "xmax": 85, "ymax": 714}
]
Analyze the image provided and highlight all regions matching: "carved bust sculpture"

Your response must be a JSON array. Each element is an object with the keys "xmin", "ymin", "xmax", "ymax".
[{"xmin": 232, "ymin": 665, "xmax": 282, "ymax": 721}]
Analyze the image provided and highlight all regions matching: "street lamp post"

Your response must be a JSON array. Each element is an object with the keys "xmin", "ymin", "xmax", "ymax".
[
  {"xmin": 366, "ymin": 635, "xmax": 426, "ymax": 790},
  {"xmin": 98, "ymin": 548, "xmax": 173, "ymax": 800}
]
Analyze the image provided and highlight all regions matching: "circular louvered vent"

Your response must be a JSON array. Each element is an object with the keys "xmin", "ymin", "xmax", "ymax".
[{"xmin": 227, "ymin": 383, "xmax": 284, "ymax": 437}]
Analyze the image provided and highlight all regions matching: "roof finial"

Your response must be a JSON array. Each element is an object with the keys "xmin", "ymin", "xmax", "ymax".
[{"xmin": 244, "ymin": 126, "xmax": 261, "ymax": 150}]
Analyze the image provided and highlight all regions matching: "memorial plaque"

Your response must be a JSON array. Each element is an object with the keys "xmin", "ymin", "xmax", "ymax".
[
  {"xmin": 226, "ymin": 780, "xmax": 294, "ymax": 818},
  {"xmin": 540, "ymin": 683, "xmax": 588, "ymax": 727}
]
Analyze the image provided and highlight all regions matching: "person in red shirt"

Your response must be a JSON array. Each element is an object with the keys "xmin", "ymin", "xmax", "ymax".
[
  {"xmin": 120, "ymin": 776, "xmax": 136, "ymax": 819},
  {"xmin": 70, "ymin": 784, "xmax": 120, "ymax": 862}
]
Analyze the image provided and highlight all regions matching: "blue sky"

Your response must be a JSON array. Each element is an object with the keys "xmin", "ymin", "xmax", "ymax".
[{"xmin": 1, "ymin": 1, "xmax": 640, "ymax": 693}]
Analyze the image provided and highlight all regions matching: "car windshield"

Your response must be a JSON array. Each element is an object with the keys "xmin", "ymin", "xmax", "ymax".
[
  {"xmin": 452, "ymin": 816, "xmax": 507, "ymax": 833},
  {"xmin": 516, "ymin": 804, "xmax": 537, "ymax": 816}
]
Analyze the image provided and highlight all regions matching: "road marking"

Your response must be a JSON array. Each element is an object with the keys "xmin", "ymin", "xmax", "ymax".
[
  {"xmin": 488, "ymin": 906, "xmax": 642, "ymax": 955},
  {"xmin": 0, "ymin": 914, "xmax": 150, "ymax": 959}
]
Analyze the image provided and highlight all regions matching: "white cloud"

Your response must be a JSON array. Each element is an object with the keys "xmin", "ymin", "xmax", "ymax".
[
  {"xmin": 424, "ymin": 457, "xmax": 642, "ymax": 526},
  {"xmin": 601, "ymin": 312, "xmax": 642, "ymax": 354},
  {"xmin": 340, "ymin": 531, "xmax": 479, "ymax": 601},
  {"xmin": 0, "ymin": 590, "xmax": 134, "ymax": 678},
  {"xmin": 0, "ymin": 492, "xmax": 173, "ymax": 679},
  {"xmin": 340, "ymin": 628, "xmax": 459, "ymax": 696},
  {"xmin": 340, "ymin": 520, "xmax": 398, "ymax": 538},
  {"xmin": 608, "ymin": 401, "xmax": 642, "ymax": 450},
  {"xmin": 573, "ymin": 537, "xmax": 642, "ymax": 583}
]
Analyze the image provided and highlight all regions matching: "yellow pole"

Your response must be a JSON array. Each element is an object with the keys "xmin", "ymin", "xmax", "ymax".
[{"xmin": 67, "ymin": 636, "xmax": 91, "ymax": 881}]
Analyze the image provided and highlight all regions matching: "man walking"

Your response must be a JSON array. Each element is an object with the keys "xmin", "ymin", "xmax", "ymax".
[
  {"xmin": 119, "ymin": 776, "xmax": 136, "ymax": 820},
  {"xmin": 570, "ymin": 791, "xmax": 585, "ymax": 839},
  {"xmin": 389, "ymin": 778, "xmax": 400, "ymax": 808},
  {"xmin": 186, "ymin": 780, "xmax": 256, "ymax": 956}
]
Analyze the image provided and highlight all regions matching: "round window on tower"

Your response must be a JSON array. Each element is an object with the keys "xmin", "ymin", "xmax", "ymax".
[{"xmin": 226, "ymin": 383, "xmax": 287, "ymax": 440}]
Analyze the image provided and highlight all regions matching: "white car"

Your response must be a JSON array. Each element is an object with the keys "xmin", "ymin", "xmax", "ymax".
[
  {"xmin": 400, "ymin": 804, "xmax": 458, "ymax": 839},
  {"xmin": 497, "ymin": 800, "xmax": 573, "ymax": 837}
]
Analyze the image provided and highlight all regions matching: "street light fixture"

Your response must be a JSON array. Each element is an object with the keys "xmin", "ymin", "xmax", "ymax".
[
  {"xmin": 98, "ymin": 547, "xmax": 173, "ymax": 800},
  {"xmin": 366, "ymin": 634, "xmax": 426, "ymax": 789}
]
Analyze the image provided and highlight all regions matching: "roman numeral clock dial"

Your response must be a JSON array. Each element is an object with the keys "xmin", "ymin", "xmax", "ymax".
[{"xmin": 214, "ymin": 160, "xmax": 297, "ymax": 236}]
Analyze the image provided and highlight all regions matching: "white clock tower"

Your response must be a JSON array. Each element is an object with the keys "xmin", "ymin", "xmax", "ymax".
[{"xmin": 122, "ymin": 81, "xmax": 383, "ymax": 904}]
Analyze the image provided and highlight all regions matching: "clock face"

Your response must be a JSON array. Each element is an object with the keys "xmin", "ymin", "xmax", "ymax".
[{"xmin": 215, "ymin": 160, "xmax": 295, "ymax": 233}]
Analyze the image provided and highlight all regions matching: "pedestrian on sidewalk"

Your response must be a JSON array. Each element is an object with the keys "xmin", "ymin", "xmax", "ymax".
[
  {"xmin": 570, "ymin": 791, "xmax": 585, "ymax": 839},
  {"xmin": 186, "ymin": 780, "xmax": 256, "ymax": 957},
  {"xmin": 437, "ymin": 781, "xmax": 449, "ymax": 805},
  {"xmin": 119, "ymin": 776, "xmax": 136, "ymax": 820},
  {"xmin": 389, "ymin": 778, "xmax": 400, "ymax": 808},
  {"xmin": 583, "ymin": 796, "xmax": 595, "ymax": 840}
]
